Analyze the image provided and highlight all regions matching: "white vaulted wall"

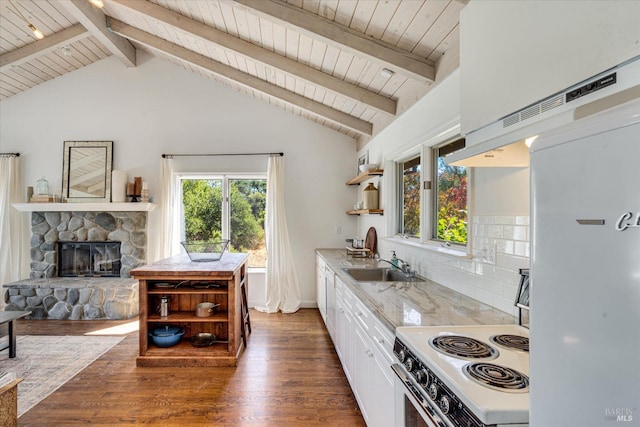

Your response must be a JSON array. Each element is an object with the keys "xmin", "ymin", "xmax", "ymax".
[{"xmin": 0, "ymin": 52, "xmax": 358, "ymax": 308}]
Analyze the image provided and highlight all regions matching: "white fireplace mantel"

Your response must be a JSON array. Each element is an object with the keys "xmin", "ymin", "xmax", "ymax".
[{"xmin": 12, "ymin": 202, "xmax": 156, "ymax": 212}]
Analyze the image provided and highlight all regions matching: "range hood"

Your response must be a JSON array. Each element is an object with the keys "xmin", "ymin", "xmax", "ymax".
[{"xmin": 446, "ymin": 56, "xmax": 640, "ymax": 167}]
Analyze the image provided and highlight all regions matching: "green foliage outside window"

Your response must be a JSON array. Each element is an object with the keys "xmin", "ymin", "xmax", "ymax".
[
  {"xmin": 436, "ymin": 158, "xmax": 467, "ymax": 244},
  {"xmin": 403, "ymin": 161, "xmax": 421, "ymax": 237},
  {"xmin": 182, "ymin": 179, "xmax": 266, "ymax": 267},
  {"xmin": 182, "ymin": 179, "xmax": 223, "ymax": 241}
]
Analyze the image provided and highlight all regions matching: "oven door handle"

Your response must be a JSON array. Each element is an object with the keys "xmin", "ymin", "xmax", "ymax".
[{"xmin": 391, "ymin": 363, "xmax": 446, "ymax": 425}]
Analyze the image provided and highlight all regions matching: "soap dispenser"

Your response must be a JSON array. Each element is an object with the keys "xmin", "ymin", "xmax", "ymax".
[{"xmin": 390, "ymin": 251, "xmax": 399, "ymax": 269}]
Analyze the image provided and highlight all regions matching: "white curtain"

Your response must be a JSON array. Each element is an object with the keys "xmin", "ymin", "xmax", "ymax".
[
  {"xmin": 256, "ymin": 156, "xmax": 301, "ymax": 313},
  {"xmin": 159, "ymin": 157, "xmax": 179, "ymax": 259},
  {"xmin": 0, "ymin": 155, "xmax": 27, "ymax": 309}
]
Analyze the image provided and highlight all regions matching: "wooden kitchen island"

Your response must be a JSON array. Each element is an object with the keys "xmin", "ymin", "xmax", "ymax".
[{"xmin": 131, "ymin": 253, "xmax": 248, "ymax": 367}]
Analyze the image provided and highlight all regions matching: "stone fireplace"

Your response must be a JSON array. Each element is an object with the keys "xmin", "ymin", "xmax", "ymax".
[
  {"xmin": 3, "ymin": 209, "xmax": 149, "ymax": 320},
  {"xmin": 29, "ymin": 211, "xmax": 147, "ymax": 278}
]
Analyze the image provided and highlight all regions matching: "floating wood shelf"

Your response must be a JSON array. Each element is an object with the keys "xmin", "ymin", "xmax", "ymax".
[
  {"xmin": 346, "ymin": 169, "xmax": 383, "ymax": 185},
  {"xmin": 346, "ymin": 209, "xmax": 384, "ymax": 215}
]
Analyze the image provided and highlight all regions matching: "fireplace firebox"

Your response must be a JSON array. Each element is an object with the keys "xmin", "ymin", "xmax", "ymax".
[{"xmin": 57, "ymin": 241, "xmax": 122, "ymax": 277}]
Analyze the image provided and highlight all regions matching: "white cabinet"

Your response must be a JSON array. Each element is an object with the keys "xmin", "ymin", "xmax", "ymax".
[
  {"xmin": 316, "ymin": 256, "xmax": 327, "ymax": 323},
  {"xmin": 460, "ymin": 1, "xmax": 640, "ymax": 135},
  {"xmin": 351, "ymin": 299, "xmax": 395, "ymax": 427},
  {"xmin": 325, "ymin": 267, "xmax": 337, "ymax": 342},
  {"xmin": 315, "ymin": 255, "xmax": 395, "ymax": 427},
  {"xmin": 336, "ymin": 279, "xmax": 354, "ymax": 383},
  {"xmin": 353, "ymin": 320, "xmax": 374, "ymax": 423},
  {"xmin": 369, "ymin": 323, "xmax": 395, "ymax": 427}
]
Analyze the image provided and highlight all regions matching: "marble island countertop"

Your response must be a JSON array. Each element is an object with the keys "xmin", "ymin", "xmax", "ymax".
[{"xmin": 316, "ymin": 249, "xmax": 516, "ymax": 333}]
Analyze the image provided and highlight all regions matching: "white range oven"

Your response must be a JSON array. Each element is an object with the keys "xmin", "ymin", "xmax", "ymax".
[{"xmin": 392, "ymin": 271, "xmax": 531, "ymax": 427}]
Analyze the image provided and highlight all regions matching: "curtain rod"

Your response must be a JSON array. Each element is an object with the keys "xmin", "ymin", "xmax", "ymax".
[
  {"xmin": 0, "ymin": 152, "xmax": 20, "ymax": 157},
  {"xmin": 162, "ymin": 152, "xmax": 283, "ymax": 158}
]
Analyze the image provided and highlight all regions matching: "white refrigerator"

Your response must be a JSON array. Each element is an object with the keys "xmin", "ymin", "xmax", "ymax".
[{"xmin": 529, "ymin": 99, "xmax": 640, "ymax": 426}]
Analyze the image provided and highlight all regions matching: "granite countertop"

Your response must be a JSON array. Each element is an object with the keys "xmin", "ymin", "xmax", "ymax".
[{"xmin": 316, "ymin": 249, "xmax": 515, "ymax": 333}]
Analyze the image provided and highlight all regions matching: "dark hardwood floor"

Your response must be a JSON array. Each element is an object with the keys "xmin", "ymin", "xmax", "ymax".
[{"xmin": 10, "ymin": 308, "xmax": 365, "ymax": 426}]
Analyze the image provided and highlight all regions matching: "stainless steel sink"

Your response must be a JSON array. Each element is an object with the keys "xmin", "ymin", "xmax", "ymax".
[{"xmin": 342, "ymin": 267, "xmax": 415, "ymax": 282}]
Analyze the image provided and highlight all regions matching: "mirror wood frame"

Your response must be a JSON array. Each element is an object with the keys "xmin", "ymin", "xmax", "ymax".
[{"xmin": 62, "ymin": 141, "xmax": 113, "ymax": 203}]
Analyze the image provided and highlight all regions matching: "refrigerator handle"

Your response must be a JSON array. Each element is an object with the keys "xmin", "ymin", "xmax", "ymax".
[{"xmin": 576, "ymin": 219, "xmax": 605, "ymax": 225}]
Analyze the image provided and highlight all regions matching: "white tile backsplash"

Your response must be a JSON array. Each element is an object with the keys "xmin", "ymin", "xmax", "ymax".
[{"xmin": 377, "ymin": 214, "xmax": 530, "ymax": 316}]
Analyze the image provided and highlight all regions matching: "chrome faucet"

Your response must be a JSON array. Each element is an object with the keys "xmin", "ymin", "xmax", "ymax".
[{"xmin": 377, "ymin": 257, "xmax": 413, "ymax": 275}]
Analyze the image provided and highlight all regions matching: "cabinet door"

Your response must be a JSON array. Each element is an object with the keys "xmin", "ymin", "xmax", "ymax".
[
  {"xmin": 353, "ymin": 322, "xmax": 374, "ymax": 425},
  {"xmin": 325, "ymin": 268, "xmax": 337, "ymax": 342},
  {"xmin": 353, "ymin": 307, "xmax": 395, "ymax": 427},
  {"xmin": 370, "ymin": 337, "xmax": 395, "ymax": 427},
  {"xmin": 335, "ymin": 277, "xmax": 353, "ymax": 383},
  {"xmin": 316, "ymin": 261, "xmax": 326, "ymax": 322}
]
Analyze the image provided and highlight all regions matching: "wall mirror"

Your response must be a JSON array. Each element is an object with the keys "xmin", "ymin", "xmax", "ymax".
[{"xmin": 62, "ymin": 141, "xmax": 113, "ymax": 202}]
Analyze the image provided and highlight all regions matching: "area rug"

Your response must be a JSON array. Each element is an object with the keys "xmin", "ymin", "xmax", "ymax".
[{"xmin": 0, "ymin": 335, "xmax": 123, "ymax": 417}]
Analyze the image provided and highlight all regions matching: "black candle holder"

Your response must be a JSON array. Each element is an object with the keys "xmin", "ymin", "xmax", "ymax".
[{"xmin": 127, "ymin": 193, "xmax": 141, "ymax": 202}]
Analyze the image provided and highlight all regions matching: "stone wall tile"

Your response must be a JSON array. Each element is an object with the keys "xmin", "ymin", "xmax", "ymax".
[
  {"xmin": 58, "ymin": 231, "xmax": 75, "ymax": 241},
  {"xmin": 69, "ymin": 216, "xmax": 84, "ymax": 231},
  {"xmin": 43, "ymin": 295, "xmax": 57, "ymax": 310},
  {"xmin": 31, "ymin": 212, "xmax": 45, "ymax": 226},
  {"xmin": 44, "ymin": 229, "xmax": 59, "ymax": 243},
  {"xmin": 30, "ymin": 234, "xmax": 44, "ymax": 248},
  {"xmin": 54, "ymin": 288, "xmax": 67, "ymax": 301},
  {"xmin": 90, "ymin": 288, "xmax": 105, "ymax": 306},
  {"xmin": 88, "ymin": 228, "xmax": 108, "ymax": 241},
  {"xmin": 68, "ymin": 288, "xmax": 79, "ymax": 305},
  {"xmin": 44, "ymin": 212, "xmax": 61, "ymax": 226},
  {"xmin": 30, "ymin": 247, "xmax": 44, "ymax": 262},
  {"xmin": 84, "ymin": 305, "xmax": 103, "ymax": 319},
  {"xmin": 79, "ymin": 288, "xmax": 92, "ymax": 305},
  {"xmin": 131, "ymin": 231, "xmax": 146, "ymax": 246},
  {"xmin": 109, "ymin": 229, "xmax": 130, "ymax": 242},
  {"xmin": 19, "ymin": 288, "xmax": 36, "ymax": 297},
  {"xmin": 36, "ymin": 288, "xmax": 53, "ymax": 297},
  {"xmin": 70, "ymin": 305, "xmax": 84, "ymax": 320},
  {"xmin": 96, "ymin": 212, "xmax": 117, "ymax": 231},
  {"xmin": 76, "ymin": 228, "xmax": 88, "ymax": 240},
  {"xmin": 48, "ymin": 301, "xmax": 71, "ymax": 319},
  {"xmin": 9, "ymin": 295, "xmax": 26, "ymax": 309},
  {"xmin": 27, "ymin": 296, "xmax": 42, "ymax": 306},
  {"xmin": 32, "ymin": 220, "xmax": 50, "ymax": 235}
]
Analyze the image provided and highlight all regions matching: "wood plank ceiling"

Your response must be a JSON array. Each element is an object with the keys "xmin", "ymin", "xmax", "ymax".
[{"xmin": 0, "ymin": 0, "xmax": 466, "ymax": 144}]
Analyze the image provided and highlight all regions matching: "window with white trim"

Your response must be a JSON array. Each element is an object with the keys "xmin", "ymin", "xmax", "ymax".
[
  {"xmin": 395, "ymin": 138, "xmax": 468, "ymax": 247},
  {"xmin": 433, "ymin": 138, "xmax": 467, "ymax": 245},
  {"xmin": 179, "ymin": 174, "xmax": 267, "ymax": 268}
]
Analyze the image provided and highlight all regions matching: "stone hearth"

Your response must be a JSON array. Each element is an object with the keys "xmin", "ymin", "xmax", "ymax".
[{"xmin": 3, "ymin": 278, "xmax": 138, "ymax": 320}]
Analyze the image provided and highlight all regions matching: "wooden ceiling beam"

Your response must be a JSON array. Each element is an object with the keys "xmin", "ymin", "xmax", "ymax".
[
  {"xmin": 111, "ymin": 0, "xmax": 395, "ymax": 116},
  {"xmin": 108, "ymin": 19, "xmax": 372, "ymax": 136},
  {"xmin": 0, "ymin": 24, "xmax": 88, "ymax": 72},
  {"xmin": 233, "ymin": 0, "xmax": 435, "ymax": 83},
  {"xmin": 58, "ymin": 0, "xmax": 136, "ymax": 67}
]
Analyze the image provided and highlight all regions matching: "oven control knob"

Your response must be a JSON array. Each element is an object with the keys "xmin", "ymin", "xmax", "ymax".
[
  {"xmin": 428, "ymin": 383, "xmax": 439, "ymax": 401},
  {"xmin": 416, "ymin": 369, "xmax": 429, "ymax": 386},
  {"xmin": 439, "ymin": 396, "xmax": 452, "ymax": 415},
  {"xmin": 398, "ymin": 349, "xmax": 407, "ymax": 363},
  {"xmin": 404, "ymin": 357, "xmax": 414, "ymax": 372}
]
